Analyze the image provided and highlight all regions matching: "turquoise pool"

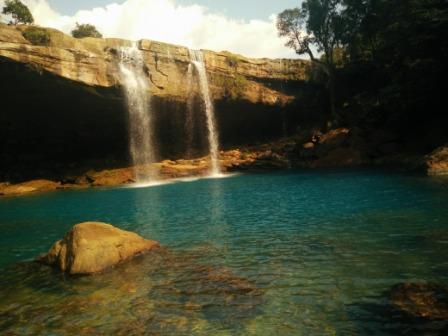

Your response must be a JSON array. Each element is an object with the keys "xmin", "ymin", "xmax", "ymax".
[{"xmin": 0, "ymin": 170, "xmax": 447, "ymax": 335}]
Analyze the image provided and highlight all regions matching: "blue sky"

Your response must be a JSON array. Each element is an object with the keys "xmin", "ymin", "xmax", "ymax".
[{"xmin": 48, "ymin": 0, "xmax": 300, "ymax": 20}]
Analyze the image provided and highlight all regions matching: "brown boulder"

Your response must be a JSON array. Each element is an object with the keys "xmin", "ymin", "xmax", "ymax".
[
  {"xmin": 426, "ymin": 145, "xmax": 448, "ymax": 176},
  {"xmin": 40, "ymin": 222, "xmax": 160, "ymax": 275}
]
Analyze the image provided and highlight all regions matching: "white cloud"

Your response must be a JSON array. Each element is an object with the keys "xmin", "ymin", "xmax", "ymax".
[{"xmin": 0, "ymin": 0, "xmax": 299, "ymax": 59}]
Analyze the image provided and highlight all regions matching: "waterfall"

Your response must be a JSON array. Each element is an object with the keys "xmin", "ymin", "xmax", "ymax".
[
  {"xmin": 185, "ymin": 63, "xmax": 195, "ymax": 158},
  {"xmin": 119, "ymin": 42, "xmax": 157, "ymax": 183},
  {"xmin": 189, "ymin": 50, "xmax": 221, "ymax": 176}
]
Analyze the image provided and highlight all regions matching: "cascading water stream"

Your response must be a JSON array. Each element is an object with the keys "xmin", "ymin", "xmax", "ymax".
[
  {"xmin": 119, "ymin": 42, "xmax": 158, "ymax": 183},
  {"xmin": 189, "ymin": 50, "xmax": 221, "ymax": 176},
  {"xmin": 185, "ymin": 63, "xmax": 195, "ymax": 158}
]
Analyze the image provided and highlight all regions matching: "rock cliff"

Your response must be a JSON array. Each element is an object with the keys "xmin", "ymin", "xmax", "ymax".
[
  {"xmin": 0, "ymin": 23, "xmax": 308, "ymax": 105},
  {"xmin": 0, "ymin": 24, "xmax": 325, "ymax": 182}
]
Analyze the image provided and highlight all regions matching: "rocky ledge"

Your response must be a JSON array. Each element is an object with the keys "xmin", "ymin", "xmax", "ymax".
[
  {"xmin": 38, "ymin": 222, "xmax": 160, "ymax": 275},
  {"xmin": 0, "ymin": 23, "xmax": 308, "ymax": 106}
]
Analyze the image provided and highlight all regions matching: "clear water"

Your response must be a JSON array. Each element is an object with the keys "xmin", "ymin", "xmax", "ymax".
[{"xmin": 0, "ymin": 170, "xmax": 447, "ymax": 335}]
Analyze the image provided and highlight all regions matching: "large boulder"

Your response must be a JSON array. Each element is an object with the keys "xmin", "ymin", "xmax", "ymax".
[
  {"xmin": 426, "ymin": 145, "xmax": 448, "ymax": 176},
  {"xmin": 39, "ymin": 222, "xmax": 160, "ymax": 275}
]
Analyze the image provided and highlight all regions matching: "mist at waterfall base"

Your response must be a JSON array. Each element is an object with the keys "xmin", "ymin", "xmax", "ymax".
[{"xmin": 1, "ymin": 171, "xmax": 448, "ymax": 335}]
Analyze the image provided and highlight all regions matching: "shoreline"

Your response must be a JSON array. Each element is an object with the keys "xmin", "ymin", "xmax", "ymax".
[{"xmin": 2, "ymin": 130, "xmax": 445, "ymax": 198}]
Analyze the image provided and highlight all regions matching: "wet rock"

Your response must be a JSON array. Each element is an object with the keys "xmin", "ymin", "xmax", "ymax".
[
  {"xmin": 39, "ymin": 222, "xmax": 160, "ymax": 275},
  {"xmin": 426, "ymin": 145, "xmax": 448, "ymax": 176},
  {"xmin": 390, "ymin": 283, "xmax": 448, "ymax": 320}
]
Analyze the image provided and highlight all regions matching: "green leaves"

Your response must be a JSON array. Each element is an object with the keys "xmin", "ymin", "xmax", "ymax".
[
  {"xmin": 2, "ymin": 0, "xmax": 34, "ymax": 25},
  {"xmin": 71, "ymin": 23, "xmax": 103, "ymax": 39}
]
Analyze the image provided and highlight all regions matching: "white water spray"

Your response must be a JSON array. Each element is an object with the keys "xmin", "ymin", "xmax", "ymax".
[
  {"xmin": 189, "ymin": 50, "xmax": 221, "ymax": 176},
  {"xmin": 119, "ymin": 42, "xmax": 157, "ymax": 183}
]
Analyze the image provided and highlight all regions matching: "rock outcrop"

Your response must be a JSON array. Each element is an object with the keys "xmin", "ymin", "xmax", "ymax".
[
  {"xmin": 426, "ymin": 145, "xmax": 448, "ymax": 176},
  {"xmin": 0, "ymin": 23, "xmax": 322, "ymax": 182},
  {"xmin": 39, "ymin": 222, "xmax": 160, "ymax": 274},
  {"xmin": 0, "ymin": 23, "xmax": 308, "ymax": 105}
]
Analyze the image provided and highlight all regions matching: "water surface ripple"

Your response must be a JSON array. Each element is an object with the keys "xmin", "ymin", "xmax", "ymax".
[{"xmin": 0, "ymin": 170, "xmax": 447, "ymax": 335}]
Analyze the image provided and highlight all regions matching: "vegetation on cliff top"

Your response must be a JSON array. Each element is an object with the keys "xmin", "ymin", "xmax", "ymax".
[
  {"xmin": 22, "ymin": 26, "xmax": 50, "ymax": 46},
  {"xmin": 1, "ymin": 0, "xmax": 33, "ymax": 25},
  {"xmin": 71, "ymin": 23, "xmax": 103, "ymax": 39}
]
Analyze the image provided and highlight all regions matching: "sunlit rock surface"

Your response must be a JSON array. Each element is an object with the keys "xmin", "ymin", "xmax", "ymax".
[
  {"xmin": 0, "ymin": 23, "xmax": 307, "ymax": 105},
  {"xmin": 39, "ymin": 222, "xmax": 160, "ymax": 274},
  {"xmin": 426, "ymin": 145, "xmax": 448, "ymax": 176}
]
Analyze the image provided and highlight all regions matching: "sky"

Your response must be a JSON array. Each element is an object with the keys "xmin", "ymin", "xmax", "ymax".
[{"xmin": 0, "ymin": 0, "xmax": 303, "ymax": 58}]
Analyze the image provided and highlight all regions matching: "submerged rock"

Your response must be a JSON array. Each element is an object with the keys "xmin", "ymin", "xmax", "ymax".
[
  {"xmin": 426, "ymin": 145, "xmax": 448, "ymax": 176},
  {"xmin": 39, "ymin": 222, "xmax": 159, "ymax": 275},
  {"xmin": 390, "ymin": 283, "xmax": 448, "ymax": 320}
]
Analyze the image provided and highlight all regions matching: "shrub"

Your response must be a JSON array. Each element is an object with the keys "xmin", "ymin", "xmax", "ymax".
[
  {"xmin": 71, "ymin": 23, "xmax": 102, "ymax": 38},
  {"xmin": 213, "ymin": 74, "xmax": 248, "ymax": 100},
  {"xmin": 22, "ymin": 27, "xmax": 50, "ymax": 46}
]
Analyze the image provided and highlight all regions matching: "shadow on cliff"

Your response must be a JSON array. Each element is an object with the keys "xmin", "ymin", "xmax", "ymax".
[{"xmin": 0, "ymin": 57, "xmax": 326, "ymax": 182}]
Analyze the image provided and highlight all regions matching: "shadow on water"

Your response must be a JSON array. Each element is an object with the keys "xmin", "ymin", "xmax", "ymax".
[{"xmin": 345, "ymin": 288, "xmax": 448, "ymax": 336}]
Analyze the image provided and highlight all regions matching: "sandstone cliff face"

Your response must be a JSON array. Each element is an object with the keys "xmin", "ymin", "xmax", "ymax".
[
  {"xmin": 0, "ymin": 24, "xmax": 325, "ymax": 182},
  {"xmin": 0, "ymin": 23, "xmax": 308, "ymax": 106}
]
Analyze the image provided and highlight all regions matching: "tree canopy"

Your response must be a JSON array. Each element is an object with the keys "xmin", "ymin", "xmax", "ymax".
[
  {"xmin": 71, "ymin": 23, "xmax": 103, "ymax": 39},
  {"xmin": 2, "ymin": 0, "xmax": 34, "ymax": 25},
  {"xmin": 277, "ymin": 0, "xmax": 448, "ymax": 146},
  {"xmin": 277, "ymin": 0, "xmax": 344, "ymax": 119}
]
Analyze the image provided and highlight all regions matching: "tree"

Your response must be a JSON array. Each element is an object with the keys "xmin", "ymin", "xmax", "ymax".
[
  {"xmin": 277, "ymin": 0, "xmax": 344, "ymax": 121},
  {"xmin": 2, "ymin": 0, "xmax": 34, "ymax": 25},
  {"xmin": 71, "ymin": 23, "xmax": 103, "ymax": 39}
]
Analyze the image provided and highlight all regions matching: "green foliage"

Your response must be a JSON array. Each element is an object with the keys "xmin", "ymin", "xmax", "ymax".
[
  {"xmin": 71, "ymin": 23, "xmax": 103, "ymax": 39},
  {"xmin": 2, "ymin": 0, "xmax": 34, "ymax": 25},
  {"xmin": 277, "ymin": 1, "xmax": 344, "ymax": 66},
  {"xmin": 213, "ymin": 74, "xmax": 248, "ymax": 100},
  {"xmin": 277, "ymin": 1, "xmax": 344, "ymax": 118},
  {"xmin": 22, "ymin": 27, "xmax": 50, "ymax": 46},
  {"xmin": 278, "ymin": 0, "xmax": 448, "ymax": 147},
  {"xmin": 225, "ymin": 54, "xmax": 240, "ymax": 68}
]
